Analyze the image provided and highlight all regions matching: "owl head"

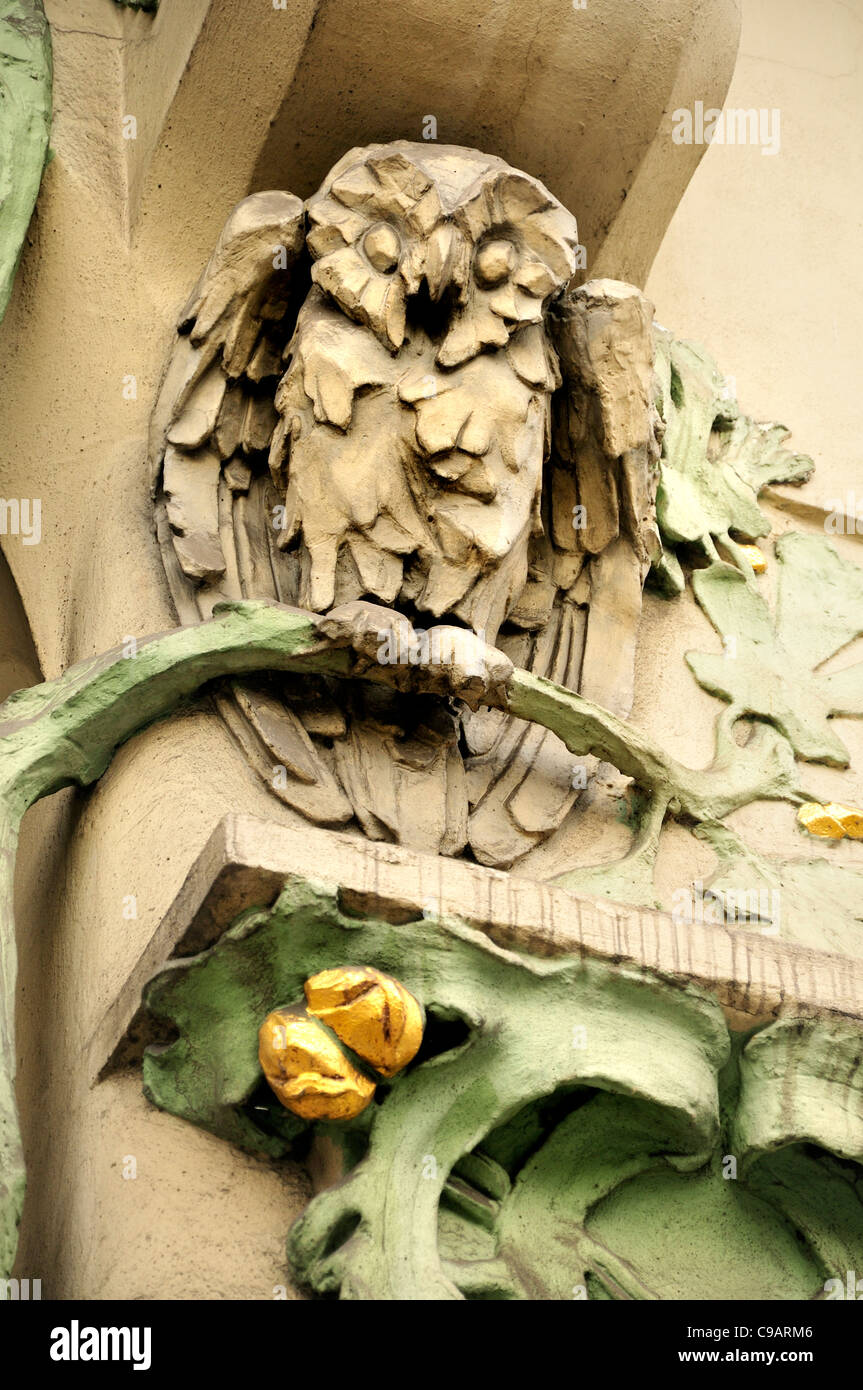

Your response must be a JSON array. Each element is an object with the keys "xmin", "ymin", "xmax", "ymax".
[{"xmin": 305, "ymin": 141, "xmax": 580, "ymax": 364}]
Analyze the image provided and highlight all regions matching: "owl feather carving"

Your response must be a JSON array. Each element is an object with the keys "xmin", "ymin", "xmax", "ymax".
[{"xmin": 150, "ymin": 142, "xmax": 661, "ymax": 868}]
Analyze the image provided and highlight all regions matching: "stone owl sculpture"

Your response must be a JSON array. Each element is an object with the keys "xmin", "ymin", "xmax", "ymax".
[{"xmin": 150, "ymin": 141, "xmax": 661, "ymax": 868}]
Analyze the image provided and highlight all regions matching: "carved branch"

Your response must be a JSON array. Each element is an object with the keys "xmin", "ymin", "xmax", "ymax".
[{"xmin": 0, "ymin": 595, "xmax": 806, "ymax": 1274}]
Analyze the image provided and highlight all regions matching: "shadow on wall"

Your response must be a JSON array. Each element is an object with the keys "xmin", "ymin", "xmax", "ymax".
[{"xmin": 0, "ymin": 550, "xmax": 43, "ymax": 701}]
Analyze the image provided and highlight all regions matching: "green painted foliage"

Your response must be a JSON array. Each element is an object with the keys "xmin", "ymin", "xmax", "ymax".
[
  {"xmin": 687, "ymin": 533, "xmax": 863, "ymax": 765},
  {"xmin": 142, "ymin": 880, "xmax": 863, "ymax": 1300},
  {"xmin": 654, "ymin": 336, "xmax": 812, "ymax": 569},
  {"xmin": 0, "ymin": 0, "xmax": 52, "ymax": 322}
]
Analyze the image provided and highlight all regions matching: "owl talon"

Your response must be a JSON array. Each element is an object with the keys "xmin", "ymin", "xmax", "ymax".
[{"xmin": 315, "ymin": 601, "xmax": 512, "ymax": 708}]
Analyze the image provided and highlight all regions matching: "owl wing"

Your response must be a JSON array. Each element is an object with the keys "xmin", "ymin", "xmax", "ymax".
[
  {"xmin": 150, "ymin": 190, "xmax": 354, "ymax": 826},
  {"xmin": 150, "ymin": 190, "xmax": 305, "ymax": 600},
  {"xmin": 546, "ymin": 279, "xmax": 661, "ymax": 712},
  {"xmin": 464, "ymin": 280, "xmax": 661, "ymax": 867}
]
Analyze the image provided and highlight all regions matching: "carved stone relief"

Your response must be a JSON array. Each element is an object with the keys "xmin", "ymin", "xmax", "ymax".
[
  {"xmin": 151, "ymin": 143, "xmax": 670, "ymax": 867},
  {"xmin": 3, "ymin": 0, "xmax": 863, "ymax": 1310}
]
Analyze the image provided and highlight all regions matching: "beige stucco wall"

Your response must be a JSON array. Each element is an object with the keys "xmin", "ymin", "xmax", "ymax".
[
  {"xmin": 639, "ymin": 0, "xmax": 863, "ymax": 893},
  {"xmin": 2, "ymin": 0, "xmax": 860, "ymax": 1298},
  {"xmin": 647, "ymin": 0, "xmax": 863, "ymax": 510}
]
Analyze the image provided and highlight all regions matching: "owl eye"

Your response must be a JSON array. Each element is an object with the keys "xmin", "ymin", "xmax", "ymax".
[
  {"xmin": 363, "ymin": 223, "xmax": 401, "ymax": 274},
  {"xmin": 474, "ymin": 238, "xmax": 518, "ymax": 288}
]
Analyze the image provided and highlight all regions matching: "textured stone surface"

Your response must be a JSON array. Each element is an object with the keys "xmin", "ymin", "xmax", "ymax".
[
  {"xmin": 3, "ymin": 0, "xmax": 860, "ymax": 1299},
  {"xmin": 151, "ymin": 151, "xmax": 661, "ymax": 868}
]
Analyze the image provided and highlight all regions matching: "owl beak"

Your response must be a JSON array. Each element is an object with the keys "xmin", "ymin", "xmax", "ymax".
[{"xmin": 423, "ymin": 224, "xmax": 466, "ymax": 303}]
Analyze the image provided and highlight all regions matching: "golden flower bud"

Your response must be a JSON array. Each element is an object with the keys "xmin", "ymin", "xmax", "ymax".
[
  {"xmin": 738, "ymin": 543, "xmax": 767, "ymax": 573},
  {"xmin": 304, "ymin": 966, "xmax": 424, "ymax": 1078},
  {"xmin": 258, "ymin": 1007, "xmax": 376, "ymax": 1121},
  {"xmin": 797, "ymin": 801, "xmax": 863, "ymax": 840},
  {"xmin": 827, "ymin": 803, "xmax": 863, "ymax": 839}
]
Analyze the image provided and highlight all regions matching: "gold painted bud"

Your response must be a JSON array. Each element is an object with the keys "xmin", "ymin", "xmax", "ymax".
[
  {"xmin": 797, "ymin": 801, "xmax": 849, "ymax": 839},
  {"xmin": 739, "ymin": 544, "xmax": 767, "ymax": 573},
  {"xmin": 832, "ymin": 805, "xmax": 863, "ymax": 840},
  {"xmin": 305, "ymin": 966, "xmax": 424, "ymax": 1079},
  {"xmin": 258, "ymin": 1007, "xmax": 376, "ymax": 1121}
]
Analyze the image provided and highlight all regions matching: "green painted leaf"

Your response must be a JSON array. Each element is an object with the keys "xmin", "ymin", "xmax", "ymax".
[
  {"xmin": 694, "ymin": 822, "xmax": 863, "ymax": 958},
  {"xmin": 0, "ymin": 0, "xmax": 52, "ymax": 321},
  {"xmin": 655, "ymin": 336, "xmax": 812, "ymax": 566},
  {"xmin": 687, "ymin": 534, "xmax": 863, "ymax": 765}
]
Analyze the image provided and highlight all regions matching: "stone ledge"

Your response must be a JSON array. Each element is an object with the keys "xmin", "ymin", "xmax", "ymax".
[{"xmin": 87, "ymin": 812, "xmax": 863, "ymax": 1082}]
